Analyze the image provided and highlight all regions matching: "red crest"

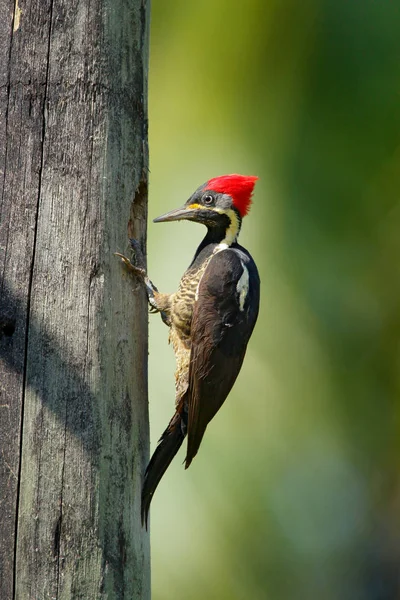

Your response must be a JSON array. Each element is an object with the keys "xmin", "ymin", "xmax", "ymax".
[{"xmin": 204, "ymin": 174, "xmax": 258, "ymax": 217}]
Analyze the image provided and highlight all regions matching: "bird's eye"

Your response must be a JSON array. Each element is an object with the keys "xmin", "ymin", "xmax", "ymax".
[{"xmin": 202, "ymin": 194, "xmax": 214, "ymax": 206}]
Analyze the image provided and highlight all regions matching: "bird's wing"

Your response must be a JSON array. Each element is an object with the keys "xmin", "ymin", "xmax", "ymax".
[{"xmin": 185, "ymin": 248, "xmax": 260, "ymax": 468}]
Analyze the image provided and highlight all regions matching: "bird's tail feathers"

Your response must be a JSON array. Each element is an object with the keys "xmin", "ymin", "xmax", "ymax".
[{"xmin": 141, "ymin": 411, "xmax": 186, "ymax": 528}]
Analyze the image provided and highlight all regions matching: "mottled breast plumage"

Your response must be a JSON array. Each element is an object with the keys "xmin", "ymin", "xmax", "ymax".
[{"xmin": 170, "ymin": 257, "xmax": 212, "ymax": 338}]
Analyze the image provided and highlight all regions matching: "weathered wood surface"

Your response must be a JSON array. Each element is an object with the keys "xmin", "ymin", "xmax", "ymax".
[{"xmin": 0, "ymin": 1, "xmax": 150, "ymax": 598}]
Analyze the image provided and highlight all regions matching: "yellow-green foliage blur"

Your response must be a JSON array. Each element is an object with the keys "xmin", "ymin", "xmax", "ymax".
[{"xmin": 147, "ymin": 2, "xmax": 400, "ymax": 598}]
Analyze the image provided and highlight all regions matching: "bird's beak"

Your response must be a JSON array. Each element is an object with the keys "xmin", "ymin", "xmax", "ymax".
[{"xmin": 153, "ymin": 206, "xmax": 198, "ymax": 223}]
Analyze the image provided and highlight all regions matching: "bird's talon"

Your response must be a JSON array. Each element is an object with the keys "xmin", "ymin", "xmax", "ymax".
[
  {"xmin": 114, "ymin": 252, "xmax": 132, "ymax": 268},
  {"xmin": 114, "ymin": 252, "xmax": 146, "ymax": 279}
]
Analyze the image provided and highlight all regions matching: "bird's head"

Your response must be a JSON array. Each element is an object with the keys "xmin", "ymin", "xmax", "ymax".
[{"xmin": 154, "ymin": 174, "xmax": 258, "ymax": 244}]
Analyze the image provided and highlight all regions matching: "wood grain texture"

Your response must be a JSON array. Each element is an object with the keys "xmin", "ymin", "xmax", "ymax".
[{"xmin": 0, "ymin": 1, "xmax": 150, "ymax": 598}]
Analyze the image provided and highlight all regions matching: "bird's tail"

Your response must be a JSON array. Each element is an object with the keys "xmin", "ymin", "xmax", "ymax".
[{"xmin": 141, "ymin": 410, "xmax": 186, "ymax": 528}]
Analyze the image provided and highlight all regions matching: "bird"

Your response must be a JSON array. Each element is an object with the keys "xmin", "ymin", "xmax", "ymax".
[{"xmin": 117, "ymin": 174, "xmax": 260, "ymax": 528}]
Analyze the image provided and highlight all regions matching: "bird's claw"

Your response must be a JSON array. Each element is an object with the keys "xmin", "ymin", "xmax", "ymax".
[
  {"xmin": 114, "ymin": 252, "xmax": 146, "ymax": 279},
  {"xmin": 115, "ymin": 238, "xmax": 147, "ymax": 279},
  {"xmin": 116, "ymin": 239, "xmax": 162, "ymax": 316}
]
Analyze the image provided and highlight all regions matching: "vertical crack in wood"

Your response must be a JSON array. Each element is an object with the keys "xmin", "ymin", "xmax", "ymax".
[
  {"xmin": 128, "ymin": 177, "xmax": 148, "ymax": 250},
  {"xmin": 53, "ymin": 514, "xmax": 62, "ymax": 559},
  {"xmin": 83, "ymin": 79, "xmax": 96, "ymax": 373},
  {"xmin": 0, "ymin": 1, "xmax": 17, "ymax": 291},
  {"xmin": 12, "ymin": 2, "xmax": 55, "ymax": 599},
  {"xmin": 55, "ymin": 416, "xmax": 67, "ymax": 598}
]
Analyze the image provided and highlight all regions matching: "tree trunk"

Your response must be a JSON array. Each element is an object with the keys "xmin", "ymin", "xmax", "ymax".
[{"xmin": 0, "ymin": 0, "xmax": 150, "ymax": 598}]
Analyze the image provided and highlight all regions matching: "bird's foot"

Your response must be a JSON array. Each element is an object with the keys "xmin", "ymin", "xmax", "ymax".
[
  {"xmin": 116, "ymin": 238, "xmax": 164, "ymax": 316},
  {"xmin": 115, "ymin": 238, "xmax": 147, "ymax": 280}
]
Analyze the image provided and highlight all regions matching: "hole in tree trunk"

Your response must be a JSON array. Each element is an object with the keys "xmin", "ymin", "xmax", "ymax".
[{"xmin": 0, "ymin": 318, "xmax": 16, "ymax": 337}]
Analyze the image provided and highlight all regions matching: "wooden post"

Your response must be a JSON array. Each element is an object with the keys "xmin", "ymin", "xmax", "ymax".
[{"xmin": 0, "ymin": 0, "xmax": 150, "ymax": 598}]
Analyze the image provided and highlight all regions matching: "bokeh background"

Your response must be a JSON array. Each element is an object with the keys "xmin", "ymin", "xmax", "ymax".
[{"xmin": 146, "ymin": 2, "xmax": 400, "ymax": 598}]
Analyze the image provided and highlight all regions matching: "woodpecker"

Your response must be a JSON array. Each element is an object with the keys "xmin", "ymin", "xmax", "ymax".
[{"xmin": 117, "ymin": 174, "xmax": 260, "ymax": 527}]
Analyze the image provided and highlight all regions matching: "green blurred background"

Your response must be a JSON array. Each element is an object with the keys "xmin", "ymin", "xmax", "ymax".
[{"xmin": 146, "ymin": 2, "xmax": 400, "ymax": 598}]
